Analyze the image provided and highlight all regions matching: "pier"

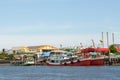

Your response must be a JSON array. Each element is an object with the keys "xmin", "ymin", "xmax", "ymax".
[
  {"xmin": 0, "ymin": 60, "xmax": 10, "ymax": 66},
  {"xmin": 104, "ymin": 58, "xmax": 120, "ymax": 66},
  {"xmin": 10, "ymin": 61, "xmax": 25, "ymax": 66}
]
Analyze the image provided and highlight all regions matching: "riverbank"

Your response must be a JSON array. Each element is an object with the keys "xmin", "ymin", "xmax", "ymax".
[
  {"xmin": 0, "ymin": 63, "xmax": 11, "ymax": 66},
  {"xmin": 0, "ymin": 60, "xmax": 11, "ymax": 66},
  {"xmin": 110, "ymin": 63, "xmax": 120, "ymax": 66},
  {"xmin": 0, "ymin": 63, "xmax": 120, "ymax": 66}
]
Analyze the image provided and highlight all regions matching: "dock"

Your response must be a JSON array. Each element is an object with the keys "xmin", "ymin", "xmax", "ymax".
[
  {"xmin": 104, "ymin": 58, "xmax": 120, "ymax": 66},
  {"xmin": 10, "ymin": 61, "xmax": 25, "ymax": 66}
]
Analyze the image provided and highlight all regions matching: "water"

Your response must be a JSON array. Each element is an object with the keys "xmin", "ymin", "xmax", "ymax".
[{"xmin": 0, "ymin": 66, "xmax": 120, "ymax": 80}]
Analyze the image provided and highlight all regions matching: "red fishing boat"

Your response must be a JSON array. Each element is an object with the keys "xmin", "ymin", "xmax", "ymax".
[
  {"xmin": 46, "ymin": 50, "xmax": 91, "ymax": 66},
  {"xmin": 81, "ymin": 48, "xmax": 105, "ymax": 66}
]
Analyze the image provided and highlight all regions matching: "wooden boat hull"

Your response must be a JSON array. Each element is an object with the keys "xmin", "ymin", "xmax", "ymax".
[
  {"xmin": 46, "ymin": 58, "xmax": 91, "ymax": 66},
  {"xmin": 90, "ymin": 57, "xmax": 104, "ymax": 66}
]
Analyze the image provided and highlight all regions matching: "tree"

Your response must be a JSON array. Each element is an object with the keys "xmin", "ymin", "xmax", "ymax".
[
  {"xmin": 2, "ymin": 48, "xmax": 6, "ymax": 54},
  {"xmin": 7, "ymin": 54, "xmax": 14, "ymax": 60},
  {"xmin": 109, "ymin": 44, "xmax": 117, "ymax": 53}
]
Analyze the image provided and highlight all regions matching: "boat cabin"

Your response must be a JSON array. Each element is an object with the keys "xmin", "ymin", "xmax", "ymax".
[{"xmin": 49, "ymin": 50, "xmax": 73, "ymax": 63}]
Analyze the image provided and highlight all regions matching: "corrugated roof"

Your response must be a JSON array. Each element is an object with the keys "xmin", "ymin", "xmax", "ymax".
[{"xmin": 27, "ymin": 45, "xmax": 58, "ymax": 49}]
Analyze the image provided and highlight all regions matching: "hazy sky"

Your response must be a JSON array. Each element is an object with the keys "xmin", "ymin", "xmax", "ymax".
[{"xmin": 0, "ymin": 0, "xmax": 120, "ymax": 49}]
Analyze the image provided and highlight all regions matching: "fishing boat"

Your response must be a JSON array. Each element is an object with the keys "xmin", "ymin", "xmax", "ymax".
[
  {"xmin": 81, "ymin": 48, "xmax": 105, "ymax": 66},
  {"xmin": 23, "ymin": 53, "xmax": 37, "ymax": 66},
  {"xmin": 46, "ymin": 50, "xmax": 91, "ymax": 66},
  {"xmin": 24, "ymin": 57, "xmax": 35, "ymax": 66}
]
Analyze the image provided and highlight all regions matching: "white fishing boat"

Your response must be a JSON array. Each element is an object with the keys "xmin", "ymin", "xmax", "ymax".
[{"xmin": 46, "ymin": 50, "xmax": 91, "ymax": 66}]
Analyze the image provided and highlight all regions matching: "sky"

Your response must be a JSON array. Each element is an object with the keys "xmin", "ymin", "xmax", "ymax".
[{"xmin": 0, "ymin": 0, "xmax": 120, "ymax": 49}]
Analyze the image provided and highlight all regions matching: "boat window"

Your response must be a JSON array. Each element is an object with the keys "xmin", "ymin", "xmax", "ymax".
[
  {"xmin": 56, "ymin": 60, "xmax": 59, "ymax": 63},
  {"xmin": 51, "ymin": 60, "xmax": 55, "ymax": 63}
]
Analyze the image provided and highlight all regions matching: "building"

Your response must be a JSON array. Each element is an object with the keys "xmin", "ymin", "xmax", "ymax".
[
  {"xmin": 37, "ymin": 45, "xmax": 58, "ymax": 52},
  {"xmin": 12, "ymin": 46, "xmax": 29, "ymax": 54},
  {"xmin": 12, "ymin": 45, "xmax": 58, "ymax": 53}
]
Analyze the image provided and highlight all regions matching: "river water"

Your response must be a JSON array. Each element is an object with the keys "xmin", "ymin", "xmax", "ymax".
[{"xmin": 0, "ymin": 66, "xmax": 120, "ymax": 80}]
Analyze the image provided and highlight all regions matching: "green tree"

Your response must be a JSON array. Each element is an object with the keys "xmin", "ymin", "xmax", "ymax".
[
  {"xmin": 0, "ymin": 52, "xmax": 7, "ymax": 59},
  {"xmin": 2, "ymin": 48, "xmax": 6, "ymax": 54},
  {"xmin": 109, "ymin": 44, "xmax": 117, "ymax": 53},
  {"xmin": 6, "ymin": 54, "xmax": 14, "ymax": 60}
]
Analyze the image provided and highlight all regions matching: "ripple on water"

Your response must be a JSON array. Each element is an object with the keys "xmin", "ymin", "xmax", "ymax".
[{"xmin": 0, "ymin": 66, "xmax": 120, "ymax": 80}]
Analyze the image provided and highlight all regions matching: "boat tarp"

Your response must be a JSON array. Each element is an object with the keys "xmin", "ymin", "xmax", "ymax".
[
  {"xmin": 89, "ymin": 52, "xmax": 101, "ymax": 55},
  {"xmin": 62, "ymin": 54, "xmax": 67, "ymax": 57},
  {"xmin": 113, "ymin": 52, "xmax": 120, "ymax": 55},
  {"xmin": 81, "ymin": 48, "xmax": 109, "ymax": 53},
  {"xmin": 110, "ymin": 53, "xmax": 120, "ymax": 58},
  {"xmin": 42, "ymin": 52, "xmax": 50, "ymax": 57}
]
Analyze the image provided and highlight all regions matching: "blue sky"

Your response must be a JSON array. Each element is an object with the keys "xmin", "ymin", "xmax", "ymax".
[{"xmin": 0, "ymin": 0, "xmax": 120, "ymax": 49}]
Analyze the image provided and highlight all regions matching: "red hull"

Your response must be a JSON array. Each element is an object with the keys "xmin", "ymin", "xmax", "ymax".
[
  {"xmin": 46, "ymin": 59, "xmax": 91, "ymax": 66},
  {"xmin": 90, "ymin": 57, "xmax": 104, "ymax": 66}
]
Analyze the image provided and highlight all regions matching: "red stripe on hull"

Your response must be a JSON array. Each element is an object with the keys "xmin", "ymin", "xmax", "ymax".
[
  {"xmin": 68, "ymin": 60, "xmax": 90, "ymax": 66},
  {"xmin": 46, "ymin": 59, "xmax": 91, "ymax": 66},
  {"xmin": 90, "ymin": 58, "xmax": 104, "ymax": 66}
]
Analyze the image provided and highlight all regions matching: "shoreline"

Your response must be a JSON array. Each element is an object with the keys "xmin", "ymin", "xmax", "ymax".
[
  {"xmin": 0, "ymin": 63, "xmax": 11, "ymax": 66},
  {"xmin": 0, "ymin": 63, "xmax": 120, "ymax": 66},
  {"xmin": 1, "ymin": 60, "xmax": 120, "ymax": 66}
]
